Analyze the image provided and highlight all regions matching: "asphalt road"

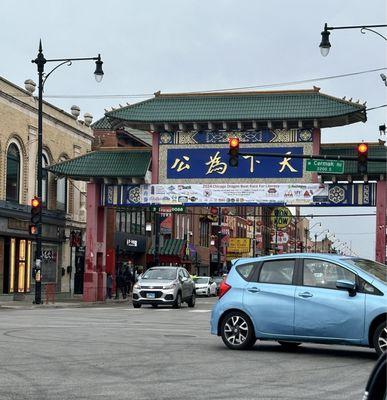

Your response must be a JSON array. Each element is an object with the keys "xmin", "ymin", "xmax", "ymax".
[{"xmin": 0, "ymin": 297, "xmax": 377, "ymax": 400}]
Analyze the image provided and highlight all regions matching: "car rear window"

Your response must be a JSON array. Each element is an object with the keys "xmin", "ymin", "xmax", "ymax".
[{"xmin": 236, "ymin": 263, "xmax": 255, "ymax": 280}]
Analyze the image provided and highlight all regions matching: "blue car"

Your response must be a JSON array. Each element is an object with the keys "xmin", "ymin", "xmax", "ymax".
[{"xmin": 211, "ymin": 254, "xmax": 387, "ymax": 355}]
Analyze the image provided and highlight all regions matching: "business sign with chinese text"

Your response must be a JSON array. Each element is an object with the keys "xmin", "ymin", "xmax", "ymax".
[{"xmin": 167, "ymin": 147, "xmax": 304, "ymax": 179}]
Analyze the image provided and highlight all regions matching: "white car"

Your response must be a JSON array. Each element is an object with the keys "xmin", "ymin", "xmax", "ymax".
[{"xmin": 194, "ymin": 277, "xmax": 217, "ymax": 296}]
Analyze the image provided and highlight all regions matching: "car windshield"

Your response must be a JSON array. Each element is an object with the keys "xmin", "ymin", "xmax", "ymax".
[
  {"xmin": 142, "ymin": 268, "xmax": 177, "ymax": 280},
  {"xmin": 194, "ymin": 277, "xmax": 209, "ymax": 284},
  {"xmin": 344, "ymin": 258, "xmax": 387, "ymax": 283}
]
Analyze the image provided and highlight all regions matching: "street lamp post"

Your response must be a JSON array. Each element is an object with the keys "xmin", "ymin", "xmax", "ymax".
[
  {"xmin": 31, "ymin": 40, "xmax": 103, "ymax": 304},
  {"xmin": 319, "ymin": 23, "xmax": 387, "ymax": 56}
]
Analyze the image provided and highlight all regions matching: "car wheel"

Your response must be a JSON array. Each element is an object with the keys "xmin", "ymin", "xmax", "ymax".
[
  {"xmin": 221, "ymin": 311, "xmax": 255, "ymax": 350},
  {"xmin": 173, "ymin": 292, "xmax": 182, "ymax": 309},
  {"xmin": 278, "ymin": 341, "xmax": 302, "ymax": 349},
  {"xmin": 133, "ymin": 303, "xmax": 141, "ymax": 308},
  {"xmin": 373, "ymin": 321, "xmax": 387, "ymax": 356},
  {"xmin": 188, "ymin": 292, "xmax": 196, "ymax": 308},
  {"xmin": 151, "ymin": 304, "xmax": 158, "ymax": 308}
]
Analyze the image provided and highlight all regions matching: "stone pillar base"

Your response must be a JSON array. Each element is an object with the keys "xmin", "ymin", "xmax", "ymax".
[{"xmin": 83, "ymin": 271, "xmax": 98, "ymax": 302}]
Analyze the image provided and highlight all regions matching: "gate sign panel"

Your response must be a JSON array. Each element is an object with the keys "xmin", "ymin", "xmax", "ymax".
[{"xmin": 167, "ymin": 147, "xmax": 304, "ymax": 179}]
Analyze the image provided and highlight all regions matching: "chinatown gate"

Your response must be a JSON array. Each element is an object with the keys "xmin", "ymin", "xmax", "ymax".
[{"xmin": 50, "ymin": 88, "xmax": 387, "ymax": 301}]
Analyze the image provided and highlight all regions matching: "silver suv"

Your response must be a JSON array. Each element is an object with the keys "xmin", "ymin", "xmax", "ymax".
[{"xmin": 132, "ymin": 266, "xmax": 196, "ymax": 308}]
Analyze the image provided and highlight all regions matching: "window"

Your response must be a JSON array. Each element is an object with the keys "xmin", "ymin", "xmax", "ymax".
[
  {"xmin": 259, "ymin": 259, "xmax": 295, "ymax": 285},
  {"xmin": 358, "ymin": 277, "xmax": 383, "ymax": 296},
  {"xmin": 56, "ymin": 157, "xmax": 67, "ymax": 211},
  {"xmin": 236, "ymin": 263, "xmax": 255, "ymax": 280},
  {"xmin": 6, "ymin": 143, "xmax": 20, "ymax": 202},
  {"xmin": 303, "ymin": 259, "xmax": 355, "ymax": 289}
]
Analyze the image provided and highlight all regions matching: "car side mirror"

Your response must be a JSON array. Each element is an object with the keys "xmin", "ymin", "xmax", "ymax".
[{"xmin": 336, "ymin": 280, "xmax": 357, "ymax": 296}]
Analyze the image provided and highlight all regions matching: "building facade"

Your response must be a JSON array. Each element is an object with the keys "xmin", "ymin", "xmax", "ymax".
[{"xmin": 0, "ymin": 76, "xmax": 93, "ymax": 297}]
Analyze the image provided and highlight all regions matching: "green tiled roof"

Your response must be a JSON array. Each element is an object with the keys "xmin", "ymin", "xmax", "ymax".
[
  {"xmin": 105, "ymin": 89, "xmax": 366, "ymax": 125},
  {"xmin": 92, "ymin": 116, "xmax": 114, "ymax": 129},
  {"xmin": 48, "ymin": 149, "xmax": 151, "ymax": 180},
  {"xmin": 149, "ymin": 239, "xmax": 186, "ymax": 256},
  {"xmin": 320, "ymin": 143, "xmax": 386, "ymax": 176}
]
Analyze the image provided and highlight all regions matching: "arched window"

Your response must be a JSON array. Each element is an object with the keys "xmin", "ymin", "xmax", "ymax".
[
  {"xmin": 42, "ymin": 153, "xmax": 49, "ymax": 206},
  {"xmin": 6, "ymin": 143, "xmax": 20, "ymax": 202},
  {"xmin": 56, "ymin": 157, "xmax": 67, "ymax": 211}
]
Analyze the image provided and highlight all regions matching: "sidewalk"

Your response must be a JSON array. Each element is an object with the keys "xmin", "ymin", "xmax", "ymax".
[{"xmin": 0, "ymin": 296, "xmax": 131, "ymax": 310}]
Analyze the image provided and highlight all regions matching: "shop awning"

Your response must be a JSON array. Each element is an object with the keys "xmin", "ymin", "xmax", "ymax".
[{"xmin": 47, "ymin": 148, "xmax": 151, "ymax": 181}]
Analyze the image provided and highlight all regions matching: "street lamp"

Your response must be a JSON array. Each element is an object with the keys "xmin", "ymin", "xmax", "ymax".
[
  {"xmin": 319, "ymin": 23, "xmax": 387, "ymax": 56},
  {"xmin": 31, "ymin": 40, "xmax": 104, "ymax": 304}
]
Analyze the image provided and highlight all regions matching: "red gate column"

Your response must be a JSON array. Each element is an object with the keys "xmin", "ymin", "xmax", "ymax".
[
  {"xmin": 83, "ymin": 182, "xmax": 100, "ymax": 302},
  {"xmin": 375, "ymin": 180, "xmax": 387, "ymax": 264}
]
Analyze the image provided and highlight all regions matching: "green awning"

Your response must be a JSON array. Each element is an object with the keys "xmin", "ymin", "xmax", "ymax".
[
  {"xmin": 48, "ymin": 149, "xmax": 151, "ymax": 180},
  {"xmin": 148, "ymin": 239, "xmax": 186, "ymax": 256}
]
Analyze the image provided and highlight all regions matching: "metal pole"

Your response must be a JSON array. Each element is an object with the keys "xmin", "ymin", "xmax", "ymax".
[
  {"xmin": 294, "ymin": 218, "xmax": 297, "ymax": 253},
  {"xmin": 33, "ymin": 41, "xmax": 45, "ymax": 305},
  {"xmin": 314, "ymin": 234, "xmax": 317, "ymax": 253},
  {"xmin": 252, "ymin": 206, "xmax": 256, "ymax": 257},
  {"xmin": 274, "ymin": 222, "xmax": 278, "ymax": 255},
  {"xmin": 154, "ymin": 210, "xmax": 160, "ymax": 266},
  {"xmin": 217, "ymin": 207, "xmax": 222, "ymax": 274}
]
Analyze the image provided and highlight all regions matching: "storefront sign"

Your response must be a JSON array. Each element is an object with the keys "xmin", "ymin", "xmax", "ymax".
[
  {"xmin": 228, "ymin": 238, "xmax": 251, "ymax": 253},
  {"xmin": 167, "ymin": 147, "xmax": 304, "ymax": 179},
  {"xmin": 126, "ymin": 239, "xmax": 138, "ymax": 247},
  {"xmin": 271, "ymin": 207, "xmax": 292, "ymax": 228}
]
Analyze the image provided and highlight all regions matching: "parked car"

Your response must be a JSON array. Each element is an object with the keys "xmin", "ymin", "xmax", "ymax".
[
  {"xmin": 194, "ymin": 276, "xmax": 217, "ymax": 296},
  {"xmin": 132, "ymin": 266, "xmax": 195, "ymax": 308},
  {"xmin": 210, "ymin": 254, "xmax": 387, "ymax": 354}
]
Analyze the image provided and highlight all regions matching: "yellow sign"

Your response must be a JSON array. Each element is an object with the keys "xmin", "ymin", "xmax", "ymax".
[
  {"xmin": 271, "ymin": 207, "xmax": 292, "ymax": 229},
  {"xmin": 226, "ymin": 252, "xmax": 250, "ymax": 261},
  {"xmin": 227, "ymin": 238, "xmax": 251, "ymax": 253}
]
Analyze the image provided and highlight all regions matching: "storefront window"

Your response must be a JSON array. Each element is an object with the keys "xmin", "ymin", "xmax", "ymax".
[{"xmin": 6, "ymin": 143, "xmax": 20, "ymax": 202}]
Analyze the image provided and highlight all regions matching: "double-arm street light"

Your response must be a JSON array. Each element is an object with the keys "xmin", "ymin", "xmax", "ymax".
[
  {"xmin": 31, "ymin": 40, "xmax": 104, "ymax": 304},
  {"xmin": 319, "ymin": 23, "xmax": 387, "ymax": 56}
]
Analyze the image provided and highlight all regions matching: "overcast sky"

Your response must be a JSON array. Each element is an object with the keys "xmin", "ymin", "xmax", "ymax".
[{"xmin": 1, "ymin": 0, "xmax": 386, "ymax": 259}]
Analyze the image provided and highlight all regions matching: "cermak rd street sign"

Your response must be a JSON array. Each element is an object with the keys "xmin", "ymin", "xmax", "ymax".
[{"xmin": 306, "ymin": 159, "xmax": 345, "ymax": 174}]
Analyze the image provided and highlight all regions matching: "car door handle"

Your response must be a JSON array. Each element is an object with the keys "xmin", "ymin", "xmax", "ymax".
[
  {"xmin": 248, "ymin": 287, "xmax": 260, "ymax": 293},
  {"xmin": 298, "ymin": 292, "xmax": 313, "ymax": 298}
]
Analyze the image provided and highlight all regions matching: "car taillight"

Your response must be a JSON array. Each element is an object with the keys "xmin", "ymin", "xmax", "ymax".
[{"xmin": 218, "ymin": 281, "xmax": 231, "ymax": 299}]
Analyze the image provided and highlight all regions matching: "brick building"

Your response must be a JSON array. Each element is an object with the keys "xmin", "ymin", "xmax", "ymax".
[{"xmin": 0, "ymin": 76, "xmax": 93, "ymax": 297}]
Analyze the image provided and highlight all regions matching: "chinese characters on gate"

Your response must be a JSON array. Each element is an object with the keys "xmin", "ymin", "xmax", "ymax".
[{"xmin": 168, "ymin": 147, "xmax": 302, "ymax": 179}]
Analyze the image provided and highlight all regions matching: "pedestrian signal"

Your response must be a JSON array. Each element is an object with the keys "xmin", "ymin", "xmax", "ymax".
[{"xmin": 228, "ymin": 137, "xmax": 239, "ymax": 167}]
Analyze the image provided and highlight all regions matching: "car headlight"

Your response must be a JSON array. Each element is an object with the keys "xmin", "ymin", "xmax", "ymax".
[
  {"xmin": 163, "ymin": 283, "xmax": 177, "ymax": 290},
  {"xmin": 133, "ymin": 283, "xmax": 141, "ymax": 290}
]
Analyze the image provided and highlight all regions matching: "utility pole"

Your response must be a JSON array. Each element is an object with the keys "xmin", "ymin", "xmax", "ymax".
[
  {"xmin": 217, "ymin": 207, "xmax": 222, "ymax": 274},
  {"xmin": 154, "ymin": 210, "xmax": 160, "ymax": 266}
]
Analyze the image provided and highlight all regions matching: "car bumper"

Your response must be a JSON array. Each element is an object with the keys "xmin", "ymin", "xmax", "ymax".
[
  {"xmin": 132, "ymin": 287, "xmax": 177, "ymax": 304},
  {"xmin": 195, "ymin": 288, "xmax": 209, "ymax": 295}
]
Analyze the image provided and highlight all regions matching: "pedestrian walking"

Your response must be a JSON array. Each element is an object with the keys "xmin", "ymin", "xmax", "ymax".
[
  {"xmin": 115, "ymin": 267, "xmax": 124, "ymax": 299},
  {"xmin": 124, "ymin": 267, "xmax": 133, "ymax": 295},
  {"xmin": 106, "ymin": 272, "xmax": 113, "ymax": 299}
]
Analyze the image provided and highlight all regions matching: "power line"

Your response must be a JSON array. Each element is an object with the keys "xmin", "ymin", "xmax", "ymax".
[{"xmin": 5, "ymin": 66, "xmax": 384, "ymax": 100}]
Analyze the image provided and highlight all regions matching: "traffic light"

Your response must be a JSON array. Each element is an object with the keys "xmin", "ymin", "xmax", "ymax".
[
  {"xmin": 357, "ymin": 142, "xmax": 368, "ymax": 174},
  {"xmin": 228, "ymin": 137, "xmax": 240, "ymax": 167},
  {"xmin": 30, "ymin": 196, "xmax": 41, "ymax": 235}
]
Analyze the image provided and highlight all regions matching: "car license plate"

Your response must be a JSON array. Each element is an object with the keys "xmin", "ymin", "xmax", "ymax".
[{"xmin": 146, "ymin": 292, "xmax": 155, "ymax": 299}]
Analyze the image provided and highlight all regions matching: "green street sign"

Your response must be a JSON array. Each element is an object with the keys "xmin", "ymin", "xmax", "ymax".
[
  {"xmin": 150, "ymin": 205, "xmax": 186, "ymax": 213},
  {"xmin": 306, "ymin": 159, "xmax": 345, "ymax": 174}
]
